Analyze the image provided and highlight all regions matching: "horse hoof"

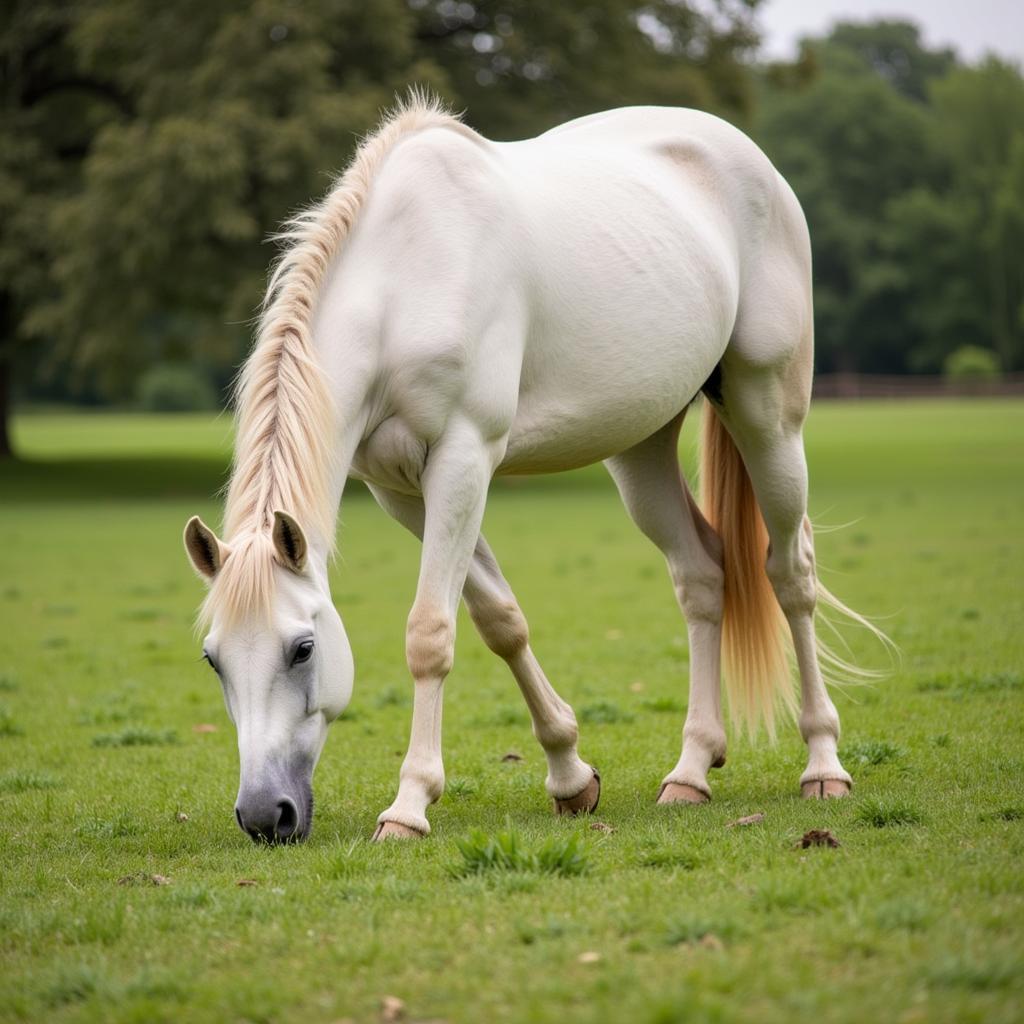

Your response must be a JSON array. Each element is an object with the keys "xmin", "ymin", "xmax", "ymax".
[
  {"xmin": 371, "ymin": 820, "xmax": 425, "ymax": 841},
  {"xmin": 801, "ymin": 779, "xmax": 851, "ymax": 800},
  {"xmin": 657, "ymin": 782, "xmax": 709, "ymax": 805},
  {"xmin": 554, "ymin": 771, "xmax": 601, "ymax": 816}
]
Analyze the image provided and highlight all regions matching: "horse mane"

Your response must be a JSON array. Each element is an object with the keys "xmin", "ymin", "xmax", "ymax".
[{"xmin": 202, "ymin": 90, "xmax": 466, "ymax": 627}]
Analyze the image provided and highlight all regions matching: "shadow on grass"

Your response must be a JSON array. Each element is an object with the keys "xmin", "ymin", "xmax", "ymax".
[{"xmin": 1, "ymin": 455, "xmax": 620, "ymax": 503}]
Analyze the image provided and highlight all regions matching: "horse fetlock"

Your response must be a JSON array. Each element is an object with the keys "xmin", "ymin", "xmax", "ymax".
[
  {"xmin": 682, "ymin": 722, "xmax": 727, "ymax": 767},
  {"xmin": 399, "ymin": 759, "xmax": 445, "ymax": 804},
  {"xmin": 799, "ymin": 705, "xmax": 840, "ymax": 745},
  {"xmin": 406, "ymin": 608, "xmax": 455, "ymax": 680}
]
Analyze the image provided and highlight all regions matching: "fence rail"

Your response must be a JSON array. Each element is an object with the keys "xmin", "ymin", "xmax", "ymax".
[{"xmin": 812, "ymin": 373, "xmax": 1024, "ymax": 399}]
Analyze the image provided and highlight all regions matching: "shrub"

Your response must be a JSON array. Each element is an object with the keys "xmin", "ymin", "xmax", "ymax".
[
  {"xmin": 943, "ymin": 345, "xmax": 1001, "ymax": 381},
  {"xmin": 136, "ymin": 364, "xmax": 218, "ymax": 412}
]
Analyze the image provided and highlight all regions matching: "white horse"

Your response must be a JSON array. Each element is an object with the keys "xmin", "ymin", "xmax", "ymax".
[{"xmin": 184, "ymin": 94, "xmax": 878, "ymax": 843}]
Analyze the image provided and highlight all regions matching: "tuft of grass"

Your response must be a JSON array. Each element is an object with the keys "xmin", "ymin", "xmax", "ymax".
[
  {"xmin": 0, "ymin": 706, "xmax": 23, "ymax": 737},
  {"xmin": 855, "ymin": 798, "xmax": 924, "ymax": 827},
  {"xmin": 664, "ymin": 913, "xmax": 740, "ymax": 945},
  {"xmin": 446, "ymin": 776, "xmax": 479, "ymax": 798},
  {"xmin": 44, "ymin": 965, "xmax": 103, "ymax": 1007},
  {"xmin": 641, "ymin": 696, "xmax": 685, "ymax": 714},
  {"xmin": 637, "ymin": 846, "xmax": 703, "ymax": 871},
  {"xmin": 0, "ymin": 770, "xmax": 60, "ymax": 794},
  {"xmin": 579, "ymin": 700, "xmax": 634, "ymax": 725},
  {"xmin": 92, "ymin": 727, "xmax": 178, "ymax": 747},
  {"xmin": 74, "ymin": 811, "xmax": 141, "ymax": 840},
  {"xmin": 928, "ymin": 954, "xmax": 1024, "ymax": 991},
  {"xmin": 841, "ymin": 739, "xmax": 904, "ymax": 766},
  {"xmin": 450, "ymin": 826, "xmax": 588, "ymax": 879},
  {"xmin": 475, "ymin": 705, "xmax": 529, "ymax": 727},
  {"xmin": 980, "ymin": 806, "xmax": 1024, "ymax": 823}
]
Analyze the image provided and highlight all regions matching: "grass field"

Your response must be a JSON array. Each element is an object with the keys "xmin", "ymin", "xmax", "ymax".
[{"xmin": 1, "ymin": 400, "xmax": 1022, "ymax": 1024}]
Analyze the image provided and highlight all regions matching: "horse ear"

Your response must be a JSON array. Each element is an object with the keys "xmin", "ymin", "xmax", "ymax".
[
  {"xmin": 272, "ymin": 510, "xmax": 308, "ymax": 573},
  {"xmin": 184, "ymin": 516, "xmax": 228, "ymax": 581}
]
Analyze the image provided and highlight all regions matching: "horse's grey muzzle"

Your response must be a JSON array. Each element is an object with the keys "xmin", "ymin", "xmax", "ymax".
[{"xmin": 235, "ymin": 782, "xmax": 312, "ymax": 844}]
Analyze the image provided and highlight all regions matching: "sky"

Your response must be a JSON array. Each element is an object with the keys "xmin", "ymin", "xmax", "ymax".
[{"xmin": 757, "ymin": 0, "xmax": 1024, "ymax": 66}]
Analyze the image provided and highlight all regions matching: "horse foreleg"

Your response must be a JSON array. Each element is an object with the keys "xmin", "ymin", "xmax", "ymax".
[
  {"xmin": 371, "ymin": 421, "xmax": 493, "ymax": 840},
  {"xmin": 605, "ymin": 413, "xmax": 726, "ymax": 804},
  {"xmin": 367, "ymin": 485, "xmax": 598, "ymax": 816}
]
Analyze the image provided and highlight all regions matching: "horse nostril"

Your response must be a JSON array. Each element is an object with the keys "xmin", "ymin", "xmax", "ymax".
[
  {"xmin": 235, "ymin": 806, "xmax": 245, "ymax": 832},
  {"xmin": 275, "ymin": 797, "xmax": 299, "ymax": 839}
]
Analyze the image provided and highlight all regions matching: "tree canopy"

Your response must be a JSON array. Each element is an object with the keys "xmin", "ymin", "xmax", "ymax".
[
  {"xmin": 756, "ymin": 21, "xmax": 1024, "ymax": 374},
  {"xmin": 2, "ymin": 3, "xmax": 1022, "ymax": 453}
]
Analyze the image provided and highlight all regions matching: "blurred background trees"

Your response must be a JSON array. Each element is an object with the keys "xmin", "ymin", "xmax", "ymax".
[{"xmin": 2, "ymin": 0, "xmax": 1022, "ymax": 454}]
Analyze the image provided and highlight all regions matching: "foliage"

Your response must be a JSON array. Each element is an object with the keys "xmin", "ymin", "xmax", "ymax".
[
  {"xmin": 1, "ymin": 0, "xmax": 763, "ymax": 454},
  {"xmin": 0, "ymin": 402, "xmax": 1022, "ymax": 1021},
  {"xmin": 943, "ymin": 345, "xmax": 1001, "ymax": 380},
  {"xmin": 136, "ymin": 364, "xmax": 219, "ymax": 412},
  {"xmin": 758, "ymin": 25, "xmax": 1024, "ymax": 374}
]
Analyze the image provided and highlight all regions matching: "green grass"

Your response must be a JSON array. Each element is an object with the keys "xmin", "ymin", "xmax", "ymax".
[{"xmin": 1, "ymin": 399, "xmax": 1022, "ymax": 1023}]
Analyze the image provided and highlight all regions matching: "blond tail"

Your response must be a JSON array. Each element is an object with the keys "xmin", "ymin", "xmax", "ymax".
[{"xmin": 700, "ymin": 403, "xmax": 796, "ymax": 738}]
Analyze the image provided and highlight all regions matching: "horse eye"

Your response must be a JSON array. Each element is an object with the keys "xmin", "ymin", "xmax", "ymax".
[
  {"xmin": 292, "ymin": 640, "xmax": 314, "ymax": 666},
  {"xmin": 203, "ymin": 652, "xmax": 219, "ymax": 674}
]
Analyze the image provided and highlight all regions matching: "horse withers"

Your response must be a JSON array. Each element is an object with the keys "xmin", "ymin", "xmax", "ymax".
[{"xmin": 184, "ymin": 95, "xmax": 883, "ymax": 843}]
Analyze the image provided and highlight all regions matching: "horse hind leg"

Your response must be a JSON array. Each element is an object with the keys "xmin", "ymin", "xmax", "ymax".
[
  {"xmin": 713, "ymin": 350, "xmax": 852, "ymax": 798},
  {"xmin": 605, "ymin": 412, "xmax": 727, "ymax": 804}
]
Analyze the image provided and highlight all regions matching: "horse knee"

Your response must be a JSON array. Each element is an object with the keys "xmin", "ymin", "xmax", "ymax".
[
  {"xmin": 406, "ymin": 606, "xmax": 455, "ymax": 680},
  {"xmin": 470, "ymin": 598, "xmax": 529, "ymax": 661}
]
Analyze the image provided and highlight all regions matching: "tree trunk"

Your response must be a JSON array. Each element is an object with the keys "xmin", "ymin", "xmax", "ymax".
[{"xmin": 0, "ymin": 350, "xmax": 12, "ymax": 460}]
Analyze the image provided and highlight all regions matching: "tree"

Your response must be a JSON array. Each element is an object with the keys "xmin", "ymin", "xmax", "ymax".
[
  {"xmin": 0, "ymin": 2, "xmax": 128, "ymax": 456},
  {"xmin": 824, "ymin": 19, "xmax": 954, "ymax": 102},
  {"xmin": 412, "ymin": 0, "xmax": 763, "ymax": 138},
  {"xmin": 1, "ymin": 0, "xmax": 764, "ymax": 456},
  {"xmin": 756, "ymin": 56, "xmax": 940, "ymax": 372},
  {"xmin": 757, "ymin": 24, "xmax": 1024, "ymax": 375}
]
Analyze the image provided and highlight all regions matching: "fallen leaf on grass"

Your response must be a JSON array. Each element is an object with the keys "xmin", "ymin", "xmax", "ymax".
[
  {"xmin": 174, "ymin": 811, "xmax": 189, "ymax": 822},
  {"xmin": 726, "ymin": 813, "xmax": 765, "ymax": 828},
  {"xmin": 118, "ymin": 872, "xmax": 171, "ymax": 886},
  {"xmin": 236, "ymin": 879, "xmax": 259, "ymax": 887},
  {"xmin": 799, "ymin": 829, "xmax": 841, "ymax": 849},
  {"xmin": 192, "ymin": 723, "xmax": 217, "ymax": 733},
  {"xmin": 500, "ymin": 751, "xmax": 524, "ymax": 762},
  {"xmin": 590, "ymin": 822, "xmax": 616, "ymax": 834},
  {"xmin": 577, "ymin": 951, "xmax": 602, "ymax": 964},
  {"xmin": 380, "ymin": 995, "xmax": 406, "ymax": 1021}
]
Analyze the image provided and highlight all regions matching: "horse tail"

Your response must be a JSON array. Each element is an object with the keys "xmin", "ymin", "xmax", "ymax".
[{"xmin": 700, "ymin": 402, "xmax": 796, "ymax": 738}]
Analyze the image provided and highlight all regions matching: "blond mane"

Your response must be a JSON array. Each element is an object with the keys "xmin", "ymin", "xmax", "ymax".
[{"xmin": 202, "ymin": 91, "xmax": 465, "ymax": 627}]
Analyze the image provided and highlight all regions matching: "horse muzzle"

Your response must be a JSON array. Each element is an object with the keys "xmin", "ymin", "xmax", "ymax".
[{"xmin": 235, "ymin": 776, "xmax": 313, "ymax": 844}]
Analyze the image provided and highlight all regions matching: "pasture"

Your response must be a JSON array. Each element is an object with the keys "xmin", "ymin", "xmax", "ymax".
[{"xmin": 0, "ymin": 399, "xmax": 1022, "ymax": 1023}]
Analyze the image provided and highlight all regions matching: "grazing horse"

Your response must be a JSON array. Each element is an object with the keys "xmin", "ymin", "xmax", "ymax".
[{"xmin": 184, "ymin": 94, "xmax": 880, "ymax": 843}]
